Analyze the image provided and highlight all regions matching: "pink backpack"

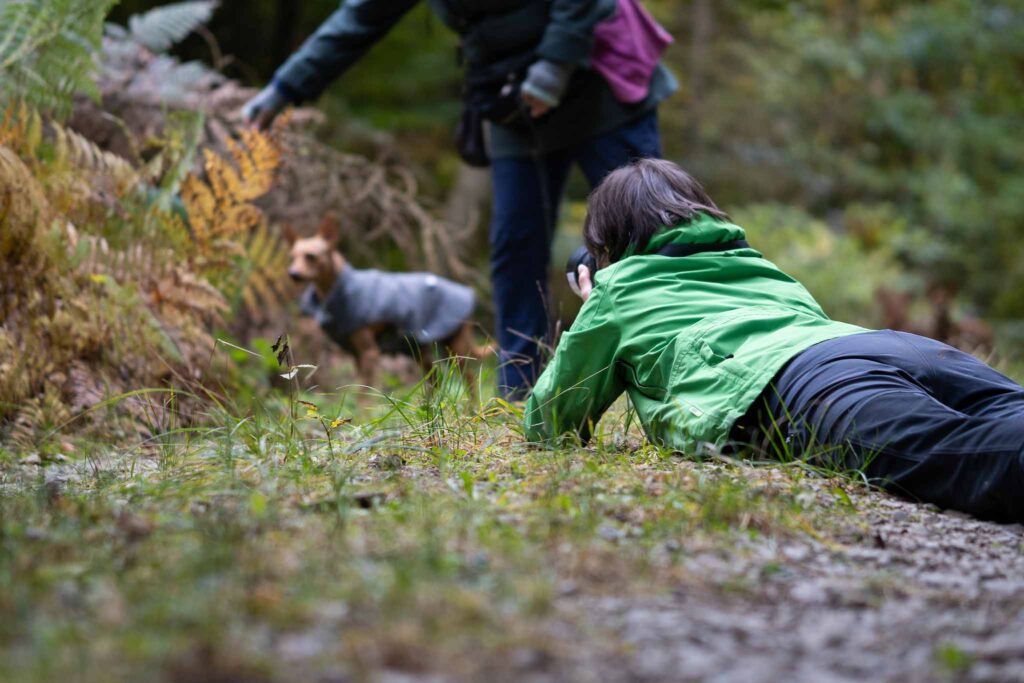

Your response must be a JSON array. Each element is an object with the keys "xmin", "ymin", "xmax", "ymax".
[{"xmin": 592, "ymin": 0, "xmax": 674, "ymax": 104}]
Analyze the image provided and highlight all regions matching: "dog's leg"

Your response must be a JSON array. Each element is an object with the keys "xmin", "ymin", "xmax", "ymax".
[{"xmin": 349, "ymin": 328, "xmax": 381, "ymax": 397}]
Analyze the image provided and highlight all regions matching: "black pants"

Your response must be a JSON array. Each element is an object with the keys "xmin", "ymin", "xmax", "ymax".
[
  {"xmin": 741, "ymin": 331, "xmax": 1024, "ymax": 522},
  {"xmin": 490, "ymin": 112, "xmax": 662, "ymax": 398}
]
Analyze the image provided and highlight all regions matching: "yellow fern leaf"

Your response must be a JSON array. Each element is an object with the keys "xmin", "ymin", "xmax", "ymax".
[
  {"xmin": 225, "ymin": 136, "xmax": 259, "ymax": 200},
  {"xmin": 203, "ymin": 148, "xmax": 245, "ymax": 204},
  {"xmin": 178, "ymin": 130, "xmax": 282, "ymax": 299},
  {"xmin": 245, "ymin": 221, "xmax": 281, "ymax": 271},
  {"xmin": 217, "ymin": 203, "xmax": 263, "ymax": 239},
  {"xmin": 237, "ymin": 222, "xmax": 291, "ymax": 322},
  {"xmin": 231, "ymin": 128, "xmax": 279, "ymax": 200},
  {"xmin": 180, "ymin": 174, "xmax": 217, "ymax": 245}
]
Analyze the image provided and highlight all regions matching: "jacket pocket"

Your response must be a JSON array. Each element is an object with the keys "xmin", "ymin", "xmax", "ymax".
[
  {"xmin": 687, "ymin": 306, "xmax": 796, "ymax": 376},
  {"xmin": 667, "ymin": 308, "xmax": 783, "ymax": 418},
  {"xmin": 694, "ymin": 338, "xmax": 749, "ymax": 380},
  {"xmin": 697, "ymin": 340, "xmax": 733, "ymax": 366},
  {"xmin": 668, "ymin": 340, "xmax": 751, "ymax": 426}
]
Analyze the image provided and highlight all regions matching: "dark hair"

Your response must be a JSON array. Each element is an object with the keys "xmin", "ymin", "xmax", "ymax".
[{"xmin": 583, "ymin": 158, "xmax": 729, "ymax": 266}]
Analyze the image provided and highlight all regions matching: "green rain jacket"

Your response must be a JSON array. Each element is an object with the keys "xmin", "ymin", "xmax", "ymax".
[{"xmin": 524, "ymin": 215, "xmax": 867, "ymax": 451}]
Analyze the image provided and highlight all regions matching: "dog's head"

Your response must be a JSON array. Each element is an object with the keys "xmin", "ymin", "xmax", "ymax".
[{"xmin": 284, "ymin": 211, "xmax": 343, "ymax": 286}]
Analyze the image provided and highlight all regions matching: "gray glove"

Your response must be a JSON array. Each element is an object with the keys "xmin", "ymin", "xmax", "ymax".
[
  {"xmin": 521, "ymin": 59, "xmax": 576, "ymax": 108},
  {"xmin": 242, "ymin": 83, "xmax": 289, "ymax": 130}
]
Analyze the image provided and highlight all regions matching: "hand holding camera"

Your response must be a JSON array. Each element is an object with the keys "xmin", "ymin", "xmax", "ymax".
[{"xmin": 566, "ymin": 246, "xmax": 598, "ymax": 301}]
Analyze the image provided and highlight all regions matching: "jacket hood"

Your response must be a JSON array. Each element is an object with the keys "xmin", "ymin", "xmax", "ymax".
[{"xmin": 626, "ymin": 213, "xmax": 748, "ymax": 258}]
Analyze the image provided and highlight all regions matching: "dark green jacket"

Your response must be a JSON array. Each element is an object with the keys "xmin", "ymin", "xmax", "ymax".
[
  {"xmin": 524, "ymin": 216, "xmax": 867, "ymax": 451},
  {"xmin": 272, "ymin": 0, "xmax": 676, "ymax": 157}
]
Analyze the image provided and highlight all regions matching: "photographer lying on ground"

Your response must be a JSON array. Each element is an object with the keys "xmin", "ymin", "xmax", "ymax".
[{"xmin": 525, "ymin": 159, "xmax": 1024, "ymax": 523}]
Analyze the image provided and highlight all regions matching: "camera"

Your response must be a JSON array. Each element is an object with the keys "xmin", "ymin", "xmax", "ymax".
[{"xmin": 566, "ymin": 246, "xmax": 598, "ymax": 299}]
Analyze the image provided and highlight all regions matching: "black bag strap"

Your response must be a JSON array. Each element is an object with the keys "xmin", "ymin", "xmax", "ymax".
[{"xmin": 656, "ymin": 239, "xmax": 751, "ymax": 258}]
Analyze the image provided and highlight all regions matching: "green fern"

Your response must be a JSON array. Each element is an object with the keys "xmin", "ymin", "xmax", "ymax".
[
  {"xmin": 127, "ymin": 1, "xmax": 218, "ymax": 53},
  {"xmin": 0, "ymin": 0, "xmax": 115, "ymax": 114}
]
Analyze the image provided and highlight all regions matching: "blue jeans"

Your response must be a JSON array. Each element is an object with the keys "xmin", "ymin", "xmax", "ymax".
[
  {"xmin": 489, "ymin": 111, "xmax": 662, "ymax": 398},
  {"xmin": 741, "ymin": 331, "xmax": 1024, "ymax": 522}
]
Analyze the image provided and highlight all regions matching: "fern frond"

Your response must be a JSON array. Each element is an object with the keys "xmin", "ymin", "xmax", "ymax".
[
  {"xmin": 203, "ymin": 148, "xmax": 245, "ymax": 204},
  {"xmin": 0, "ymin": 0, "xmax": 116, "ymax": 114},
  {"xmin": 0, "ymin": 100, "xmax": 41, "ymax": 153},
  {"xmin": 179, "ymin": 172, "xmax": 217, "ymax": 243},
  {"xmin": 219, "ymin": 203, "xmax": 263, "ymax": 237},
  {"xmin": 6, "ymin": 388, "xmax": 70, "ymax": 447},
  {"xmin": 238, "ymin": 222, "xmax": 290, "ymax": 323},
  {"xmin": 154, "ymin": 267, "xmax": 229, "ymax": 325},
  {"xmin": 228, "ymin": 129, "xmax": 279, "ymax": 200},
  {"xmin": 50, "ymin": 120, "xmax": 139, "ymax": 195},
  {"xmin": 145, "ymin": 57, "xmax": 223, "ymax": 105},
  {"xmin": 0, "ymin": 143, "xmax": 51, "ymax": 258},
  {"xmin": 69, "ymin": 229, "xmax": 176, "ymax": 289},
  {"xmin": 127, "ymin": 1, "xmax": 218, "ymax": 53},
  {"xmin": 180, "ymin": 127, "xmax": 281, "ymax": 249}
]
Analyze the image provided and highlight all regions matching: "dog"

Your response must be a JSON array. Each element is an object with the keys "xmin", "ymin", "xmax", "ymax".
[{"xmin": 284, "ymin": 212, "xmax": 492, "ymax": 392}]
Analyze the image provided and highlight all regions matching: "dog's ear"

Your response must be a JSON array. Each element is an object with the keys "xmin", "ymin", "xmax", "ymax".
[
  {"xmin": 318, "ymin": 211, "xmax": 340, "ymax": 244},
  {"xmin": 281, "ymin": 223, "xmax": 299, "ymax": 245}
]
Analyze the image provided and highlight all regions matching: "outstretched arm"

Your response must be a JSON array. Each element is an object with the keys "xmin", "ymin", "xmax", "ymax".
[
  {"xmin": 524, "ymin": 280, "xmax": 625, "ymax": 444},
  {"xmin": 272, "ymin": 0, "xmax": 422, "ymax": 104}
]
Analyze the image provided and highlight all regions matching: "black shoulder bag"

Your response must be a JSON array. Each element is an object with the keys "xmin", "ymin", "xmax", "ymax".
[{"xmin": 454, "ymin": 50, "xmax": 536, "ymax": 168}]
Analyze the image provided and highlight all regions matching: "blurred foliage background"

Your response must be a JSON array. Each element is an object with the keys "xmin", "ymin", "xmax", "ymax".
[{"xmin": 106, "ymin": 0, "xmax": 1024, "ymax": 356}]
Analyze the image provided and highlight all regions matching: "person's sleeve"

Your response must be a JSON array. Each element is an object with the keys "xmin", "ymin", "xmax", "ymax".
[
  {"xmin": 536, "ymin": 0, "xmax": 617, "ymax": 68},
  {"xmin": 523, "ymin": 284, "xmax": 625, "ymax": 444},
  {"xmin": 272, "ymin": 0, "xmax": 422, "ymax": 104}
]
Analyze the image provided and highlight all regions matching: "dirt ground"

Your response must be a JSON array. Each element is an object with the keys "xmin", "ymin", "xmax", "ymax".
[
  {"xmin": 5, "ymin": 430, "xmax": 1023, "ymax": 683},
  {"xmin": 529, "ymin": 488, "xmax": 1024, "ymax": 683}
]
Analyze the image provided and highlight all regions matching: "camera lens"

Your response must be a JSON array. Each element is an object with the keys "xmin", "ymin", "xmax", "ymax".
[{"xmin": 566, "ymin": 246, "xmax": 597, "ymax": 298}]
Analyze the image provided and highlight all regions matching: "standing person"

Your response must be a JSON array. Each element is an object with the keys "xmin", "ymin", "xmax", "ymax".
[
  {"xmin": 243, "ymin": 0, "xmax": 677, "ymax": 399},
  {"xmin": 526, "ymin": 159, "xmax": 1024, "ymax": 523}
]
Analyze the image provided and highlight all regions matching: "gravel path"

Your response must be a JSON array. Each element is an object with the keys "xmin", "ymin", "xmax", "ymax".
[{"xmin": 546, "ymin": 493, "xmax": 1024, "ymax": 683}]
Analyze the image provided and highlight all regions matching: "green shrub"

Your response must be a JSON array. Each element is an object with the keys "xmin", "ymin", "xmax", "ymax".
[{"xmin": 733, "ymin": 203, "xmax": 904, "ymax": 328}]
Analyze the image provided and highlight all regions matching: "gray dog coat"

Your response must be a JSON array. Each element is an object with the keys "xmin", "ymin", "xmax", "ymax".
[{"xmin": 301, "ymin": 267, "xmax": 476, "ymax": 352}]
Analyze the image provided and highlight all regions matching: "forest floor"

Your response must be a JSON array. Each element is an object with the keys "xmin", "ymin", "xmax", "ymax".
[{"xmin": 2, "ymin": 376, "xmax": 1023, "ymax": 683}]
